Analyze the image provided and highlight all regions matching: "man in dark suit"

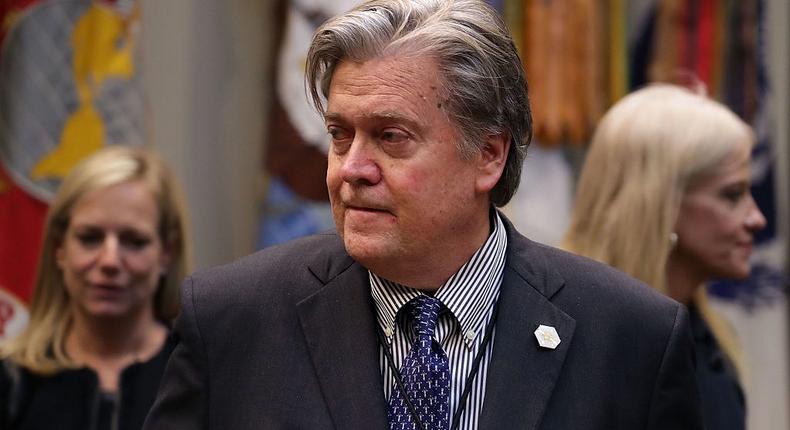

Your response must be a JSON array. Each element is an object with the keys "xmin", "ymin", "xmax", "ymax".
[{"xmin": 144, "ymin": 0, "xmax": 703, "ymax": 429}]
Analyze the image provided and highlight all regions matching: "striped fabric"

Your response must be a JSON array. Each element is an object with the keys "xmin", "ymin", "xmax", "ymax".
[{"xmin": 370, "ymin": 213, "xmax": 507, "ymax": 430}]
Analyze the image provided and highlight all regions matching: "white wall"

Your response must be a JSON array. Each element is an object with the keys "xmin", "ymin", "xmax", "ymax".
[{"xmin": 141, "ymin": 0, "xmax": 276, "ymax": 269}]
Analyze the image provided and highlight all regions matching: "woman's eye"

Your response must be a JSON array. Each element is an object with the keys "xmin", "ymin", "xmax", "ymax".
[
  {"xmin": 721, "ymin": 186, "xmax": 746, "ymax": 203},
  {"xmin": 75, "ymin": 231, "xmax": 103, "ymax": 246},
  {"xmin": 724, "ymin": 192, "xmax": 741, "ymax": 202},
  {"xmin": 120, "ymin": 232, "xmax": 152, "ymax": 250}
]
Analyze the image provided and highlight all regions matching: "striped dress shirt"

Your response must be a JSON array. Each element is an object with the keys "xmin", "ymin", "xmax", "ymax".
[{"xmin": 370, "ymin": 212, "xmax": 507, "ymax": 430}]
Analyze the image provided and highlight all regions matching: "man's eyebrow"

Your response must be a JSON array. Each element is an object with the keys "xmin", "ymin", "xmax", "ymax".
[
  {"xmin": 323, "ymin": 111, "xmax": 422, "ymax": 130},
  {"xmin": 323, "ymin": 112, "xmax": 343, "ymax": 123}
]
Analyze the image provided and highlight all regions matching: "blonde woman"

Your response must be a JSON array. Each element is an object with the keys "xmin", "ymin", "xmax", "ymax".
[
  {"xmin": 0, "ymin": 146, "xmax": 191, "ymax": 430},
  {"xmin": 562, "ymin": 84, "xmax": 765, "ymax": 430}
]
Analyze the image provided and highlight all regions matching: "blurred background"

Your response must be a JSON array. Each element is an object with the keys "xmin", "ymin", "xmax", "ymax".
[{"xmin": 0, "ymin": 0, "xmax": 787, "ymax": 428}]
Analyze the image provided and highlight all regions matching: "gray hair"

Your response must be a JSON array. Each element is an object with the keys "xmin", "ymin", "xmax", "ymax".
[{"xmin": 305, "ymin": 0, "xmax": 532, "ymax": 206}]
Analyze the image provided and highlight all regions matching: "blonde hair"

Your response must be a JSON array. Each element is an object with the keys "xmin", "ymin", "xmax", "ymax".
[
  {"xmin": 562, "ymin": 83, "xmax": 753, "ymax": 380},
  {"xmin": 1, "ymin": 145, "xmax": 192, "ymax": 374}
]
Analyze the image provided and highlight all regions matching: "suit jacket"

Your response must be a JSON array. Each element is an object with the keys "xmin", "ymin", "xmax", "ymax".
[{"xmin": 144, "ymin": 219, "xmax": 703, "ymax": 429}]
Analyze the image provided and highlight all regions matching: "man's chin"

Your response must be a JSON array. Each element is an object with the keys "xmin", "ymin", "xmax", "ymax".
[{"xmin": 342, "ymin": 233, "xmax": 396, "ymax": 268}]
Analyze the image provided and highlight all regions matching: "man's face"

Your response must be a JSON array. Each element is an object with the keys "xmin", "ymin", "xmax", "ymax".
[{"xmin": 324, "ymin": 55, "xmax": 498, "ymax": 288}]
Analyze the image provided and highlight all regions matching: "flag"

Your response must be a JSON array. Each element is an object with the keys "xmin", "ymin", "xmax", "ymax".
[
  {"xmin": 0, "ymin": 0, "xmax": 44, "ymax": 341},
  {"xmin": 0, "ymin": 0, "xmax": 144, "ymax": 339},
  {"xmin": 259, "ymin": 0, "xmax": 357, "ymax": 249}
]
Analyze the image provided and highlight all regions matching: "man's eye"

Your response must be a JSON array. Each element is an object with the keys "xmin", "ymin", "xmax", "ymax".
[
  {"xmin": 327, "ymin": 126, "xmax": 351, "ymax": 141},
  {"xmin": 327, "ymin": 126, "xmax": 353, "ymax": 153},
  {"xmin": 380, "ymin": 129, "xmax": 408, "ymax": 143}
]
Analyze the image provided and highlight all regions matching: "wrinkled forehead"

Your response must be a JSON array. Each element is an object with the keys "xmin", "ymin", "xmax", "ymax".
[{"xmin": 326, "ymin": 55, "xmax": 448, "ymax": 119}]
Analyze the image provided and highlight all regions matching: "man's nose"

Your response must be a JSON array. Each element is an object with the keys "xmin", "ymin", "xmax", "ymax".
[{"xmin": 340, "ymin": 141, "xmax": 382, "ymax": 186}]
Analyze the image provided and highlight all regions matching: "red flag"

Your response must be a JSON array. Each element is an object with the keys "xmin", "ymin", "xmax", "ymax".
[
  {"xmin": 0, "ymin": 165, "xmax": 44, "ymax": 338},
  {"xmin": 0, "ymin": 164, "xmax": 46, "ymax": 305},
  {"xmin": 0, "ymin": 0, "xmax": 42, "ymax": 339}
]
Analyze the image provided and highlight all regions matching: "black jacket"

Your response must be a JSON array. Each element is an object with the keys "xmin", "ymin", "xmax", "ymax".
[
  {"xmin": 689, "ymin": 305, "xmax": 746, "ymax": 430},
  {"xmin": 144, "ymin": 216, "xmax": 704, "ymax": 429},
  {"xmin": 0, "ymin": 336, "xmax": 174, "ymax": 430}
]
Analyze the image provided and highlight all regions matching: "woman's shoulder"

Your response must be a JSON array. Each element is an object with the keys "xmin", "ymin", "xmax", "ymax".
[
  {"xmin": 0, "ymin": 359, "xmax": 102, "ymax": 429},
  {"xmin": 0, "ymin": 359, "xmax": 15, "ymax": 419},
  {"xmin": 0, "ymin": 358, "xmax": 24, "ymax": 399},
  {"xmin": 0, "ymin": 358, "xmax": 31, "ymax": 428}
]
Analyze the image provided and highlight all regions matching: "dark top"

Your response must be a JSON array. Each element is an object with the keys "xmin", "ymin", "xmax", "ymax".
[
  {"xmin": 0, "ymin": 335, "xmax": 175, "ymax": 430},
  {"xmin": 98, "ymin": 392, "xmax": 118, "ymax": 430},
  {"xmin": 689, "ymin": 305, "xmax": 746, "ymax": 430}
]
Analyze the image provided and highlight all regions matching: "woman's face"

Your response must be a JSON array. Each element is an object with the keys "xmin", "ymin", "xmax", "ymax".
[
  {"xmin": 673, "ymin": 145, "xmax": 766, "ymax": 282},
  {"xmin": 56, "ymin": 180, "xmax": 170, "ymax": 320}
]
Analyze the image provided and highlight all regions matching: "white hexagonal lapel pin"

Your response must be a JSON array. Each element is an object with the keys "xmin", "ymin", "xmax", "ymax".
[{"xmin": 534, "ymin": 325, "xmax": 561, "ymax": 350}]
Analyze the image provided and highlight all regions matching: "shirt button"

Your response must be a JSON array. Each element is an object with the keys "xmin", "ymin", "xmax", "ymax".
[
  {"xmin": 384, "ymin": 327, "xmax": 394, "ymax": 337},
  {"xmin": 465, "ymin": 329, "xmax": 476, "ymax": 341}
]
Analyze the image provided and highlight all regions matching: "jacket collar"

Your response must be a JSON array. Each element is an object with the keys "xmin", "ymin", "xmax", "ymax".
[
  {"xmin": 298, "ymin": 216, "xmax": 576, "ymax": 429},
  {"xmin": 478, "ymin": 214, "xmax": 576, "ymax": 429},
  {"xmin": 298, "ymin": 234, "xmax": 389, "ymax": 428}
]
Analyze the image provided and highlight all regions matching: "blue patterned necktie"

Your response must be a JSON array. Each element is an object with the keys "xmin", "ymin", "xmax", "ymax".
[{"xmin": 387, "ymin": 295, "xmax": 451, "ymax": 430}]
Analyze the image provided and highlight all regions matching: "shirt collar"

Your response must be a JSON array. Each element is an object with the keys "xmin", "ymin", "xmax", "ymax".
[{"xmin": 370, "ymin": 211, "xmax": 508, "ymax": 348}]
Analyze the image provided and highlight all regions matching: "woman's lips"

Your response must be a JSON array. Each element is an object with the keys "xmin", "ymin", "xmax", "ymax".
[
  {"xmin": 90, "ymin": 283, "xmax": 124, "ymax": 295},
  {"xmin": 737, "ymin": 242, "xmax": 753, "ymax": 253}
]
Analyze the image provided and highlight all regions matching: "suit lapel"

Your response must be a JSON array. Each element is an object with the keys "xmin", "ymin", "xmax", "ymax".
[
  {"xmin": 294, "ymin": 219, "xmax": 575, "ymax": 429},
  {"xmin": 297, "ymin": 258, "xmax": 389, "ymax": 429},
  {"xmin": 479, "ymin": 223, "xmax": 576, "ymax": 430}
]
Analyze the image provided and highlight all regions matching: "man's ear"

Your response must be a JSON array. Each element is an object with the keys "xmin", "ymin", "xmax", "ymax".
[{"xmin": 475, "ymin": 132, "xmax": 510, "ymax": 194}]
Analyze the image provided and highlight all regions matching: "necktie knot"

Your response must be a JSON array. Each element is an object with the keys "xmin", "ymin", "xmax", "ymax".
[{"xmin": 410, "ymin": 295, "xmax": 442, "ymax": 338}]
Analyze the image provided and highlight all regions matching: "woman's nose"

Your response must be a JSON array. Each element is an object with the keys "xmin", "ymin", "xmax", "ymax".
[
  {"xmin": 745, "ymin": 195, "xmax": 767, "ymax": 232},
  {"xmin": 97, "ymin": 236, "xmax": 122, "ymax": 274}
]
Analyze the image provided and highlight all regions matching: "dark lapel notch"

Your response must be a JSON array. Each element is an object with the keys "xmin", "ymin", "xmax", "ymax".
[
  {"xmin": 479, "ymin": 220, "xmax": 577, "ymax": 430},
  {"xmin": 297, "ymin": 248, "xmax": 389, "ymax": 429}
]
